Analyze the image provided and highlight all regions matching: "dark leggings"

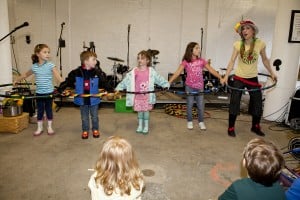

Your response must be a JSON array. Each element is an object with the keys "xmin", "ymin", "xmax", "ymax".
[
  {"xmin": 36, "ymin": 93, "xmax": 53, "ymax": 121},
  {"xmin": 229, "ymin": 77, "xmax": 262, "ymax": 127},
  {"xmin": 229, "ymin": 77, "xmax": 262, "ymax": 116}
]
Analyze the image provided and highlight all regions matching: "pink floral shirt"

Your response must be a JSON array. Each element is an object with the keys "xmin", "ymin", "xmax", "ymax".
[
  {"xmin": 135, "ymin": 68, "xmax": 149, "ymax": 99},
  {"xmin": 134, "ymin": 68, "xmax": 153, "ymax": 111},
  {"xmin": 181, "ymin": 58, "xmax": 207, "ymax": 89}
]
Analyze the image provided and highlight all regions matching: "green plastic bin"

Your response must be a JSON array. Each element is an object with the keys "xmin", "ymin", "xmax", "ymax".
[{"xmin": 115, "ymin": 98, "xmax": 133, "ymax": 113}]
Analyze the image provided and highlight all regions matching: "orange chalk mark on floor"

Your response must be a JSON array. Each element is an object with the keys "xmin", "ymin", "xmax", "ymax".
[{"xmin": 210, "ymin": 162, "xmax": 238, "ymax": 188}]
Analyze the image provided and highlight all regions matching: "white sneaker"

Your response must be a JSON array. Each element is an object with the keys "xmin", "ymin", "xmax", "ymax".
[
  {"xmin": 187, "ymin": 122, "xmax": 193, "ymax": 130},
  {"xmin": 199, "ymin": 122, "xmax": 206, "ymax": 130}
]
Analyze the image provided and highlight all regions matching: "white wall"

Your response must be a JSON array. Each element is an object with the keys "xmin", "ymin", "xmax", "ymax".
[
  {"xmin": 7, "ymin": 0, "xmax": 57, "ymax": 74},
  {"xmin": 7, "ymin": 0, "xmax": 281, "ymax": 81},
  {"xmin": 8, "ymin": 0, "xmax": 208, "ymax": 79},
  {"xmin": 264, "ymin": 0, "xmax": 300, "ymax": 121},
  {"xmin": 206, "ymin": 0, "xmax": 277, "ymax": 77},
  {"xmin": 0, "ymin": 0, "xmax": 12, "ymax": 85}
]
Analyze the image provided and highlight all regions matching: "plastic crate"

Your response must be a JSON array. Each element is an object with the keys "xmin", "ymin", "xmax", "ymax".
[{"xmin": 115, "ymin": 98, "xmax": 133, "ymax": 113}]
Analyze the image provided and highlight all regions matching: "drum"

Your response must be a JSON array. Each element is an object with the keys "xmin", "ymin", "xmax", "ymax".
[
  {"xmin": 107, "ymin": 75, "xmax": 120, "ymax": 89},
  {"xmin": 116, "ymin": 64, "xmax": 129, "ymax": 74}
]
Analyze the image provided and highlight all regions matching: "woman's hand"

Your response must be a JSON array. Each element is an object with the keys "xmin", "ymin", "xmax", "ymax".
[{"xmin": 270, "ymin": 73, "xmax": 277, "ymax": 82}]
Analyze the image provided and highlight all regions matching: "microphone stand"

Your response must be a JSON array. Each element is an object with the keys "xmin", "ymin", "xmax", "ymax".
[
  {"xmin": 127, "ymin": 25, "xmax": 130, "ymax": 67},
  {"xmin": 55, "ymin": 23, "xmax": 65, "ymax": 112},
  {"xmin": 0, "ymin": 30, "xmax": 18, "ymax": 42},
  {"xmin": 0, "ymin": 25, "xmax": 26, "ymax": 42},
  {"xmin": 200, "ymin": 27, "xmax": 203, "ymax": 58},
  {"xmin": 56, "ymin": 23, "xmax": 65, "ymax": 77}
]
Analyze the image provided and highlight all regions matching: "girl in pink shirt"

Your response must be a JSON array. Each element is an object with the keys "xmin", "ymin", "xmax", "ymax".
[
  {"xmin": 169, "ymin": 42, "xmax": 221, "ymax": 130},
  {"xmin": 116, "ymin": 50, "xmax": 169, "ymax": 134}
]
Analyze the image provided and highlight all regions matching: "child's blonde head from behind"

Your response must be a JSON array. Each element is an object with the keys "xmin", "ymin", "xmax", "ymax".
[{"xmin": 95, "ymin": 136, "xmax": 143, "ymax": 196}]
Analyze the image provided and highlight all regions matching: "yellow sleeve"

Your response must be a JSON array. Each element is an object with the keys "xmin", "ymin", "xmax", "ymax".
[
  {"xmin": 258, "ymin": 39, "xmax": 266, "ymax": 51},
  {"xmin": 233, "ymin": 41, "xmax": 241, "ymax": 52}
]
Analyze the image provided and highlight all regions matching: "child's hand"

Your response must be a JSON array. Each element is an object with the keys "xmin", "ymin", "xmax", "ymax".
[
  {"xmin": 220, "ymin": 76, "xmax": 228, "ymax": 85},
  {"xmin": 13, "ymin": 79, "xmax": 21, "ymax": 86}
]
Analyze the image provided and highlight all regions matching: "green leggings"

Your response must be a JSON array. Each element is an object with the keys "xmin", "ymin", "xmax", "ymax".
[{"xmin": 138, "ymin": 111, "xmax": 149, "ymax": 120}]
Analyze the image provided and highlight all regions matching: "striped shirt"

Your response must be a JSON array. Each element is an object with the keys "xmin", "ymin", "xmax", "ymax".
[{"xmin": 32, "ymin": 61, "xmax": 55, "ymax": 94}]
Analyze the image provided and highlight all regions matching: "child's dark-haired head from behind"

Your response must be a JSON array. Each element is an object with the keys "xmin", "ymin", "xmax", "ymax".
[{"xmin": 243, "ymin": 138, "xmax": 284, "ymax": 186}]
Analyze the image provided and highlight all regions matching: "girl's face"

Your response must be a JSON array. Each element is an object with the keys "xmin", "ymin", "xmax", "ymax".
[
  {"xmin": 241, "ymin": 25, "xmax": 255, "ymax": 40},
  {"xmin": 37, "ymin": 47, "xmax": 50, "ymax": 62},
  {"xmin": 192, "ymin": 44, "xmax": 201, "ymax": 58},
  {"xmin": 84, "ymin": 56, "xmax": 97, "ymax": 69},
  {"xmin": 137, "ymin": 54, "xmax": 149, "ymax": 67}
]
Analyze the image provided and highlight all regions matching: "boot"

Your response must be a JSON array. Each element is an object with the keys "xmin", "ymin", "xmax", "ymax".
[
  {"xmin": 142, "ymin": 111, "xmax": 149, "ymax": 134},
  {"xmin": 228, "ymin": 114, "xmax": 237, "ymax": 137},
  {"xmin": 34, "ymin": 121, "xmax": 43, "ymax": 136},
  {"xmin": 251, "ymin": 115, "xmax": 265, "ymax": 136},
  {"xmin": 136, "ymin": 112, "xmax": 143, "ymax": 133},
  {"xmin": 47, "ymin": 120, "xmax": 55, "ymax": 135},
  {"xmin": 251, "ymin": 124, "xmax": 265, "ymax": 136},
  {"xmin": 136, "ymin": 119, "xmax": 143, "ymax": 133},
  {"xmin": 142, "ymin": 120, "xmax": 149, "ymax": 135},
  {"xmin": 228, "ymin": 127, "xmax": 236, "ymax": 137}
]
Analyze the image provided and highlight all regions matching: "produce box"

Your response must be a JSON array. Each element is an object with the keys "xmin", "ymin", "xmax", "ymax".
[{"xmin": 0, "ymin": 113, "xmax": 29, "ymax": 134}]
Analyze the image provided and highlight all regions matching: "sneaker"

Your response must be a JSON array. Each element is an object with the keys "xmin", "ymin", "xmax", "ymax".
[
  {"xmin": 251, "ymin": 124, "xmax": 265, "ymax": 136},
  {"xmin": 92, "ymin": 130, "xmax": 100, "ymax": 138},
  {"xmin": 228, "ymin": 127, "xmax": 236, "ymax": 137},
  {"xmin": 187, "ymin": 122, "xmax": 193, "ymax": 130},
  {"xmin": 82, "ymin": 131, "xmax": 89, "ymax": 139},
  {"xmin": 199, "ymin": 122, "xmax": 206, "ymax": 130}
]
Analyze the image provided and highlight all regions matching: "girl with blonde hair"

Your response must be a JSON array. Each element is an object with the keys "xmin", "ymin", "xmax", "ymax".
[{"xmin": 88, "ymin": 136, "xmax": 144, "ymax": 200}]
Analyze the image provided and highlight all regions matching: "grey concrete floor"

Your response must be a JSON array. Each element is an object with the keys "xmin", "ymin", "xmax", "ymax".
[{"xmin": 0, "ymin": 106, "xmax": 297, "ymax": 200}]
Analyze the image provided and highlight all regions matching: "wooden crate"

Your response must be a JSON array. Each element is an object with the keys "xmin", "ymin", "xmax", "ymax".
[{"xmin": 0, "ymin": 113, "xmax": 29, "ymax": 134}]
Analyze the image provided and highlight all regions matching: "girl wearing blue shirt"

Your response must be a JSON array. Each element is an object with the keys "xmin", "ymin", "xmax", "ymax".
[{"xmin": 15, "ymin": 44, "xmax": 63, "ymax": 136}]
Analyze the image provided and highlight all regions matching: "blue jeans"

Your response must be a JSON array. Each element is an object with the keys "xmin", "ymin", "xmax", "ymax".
[
  {"xmin": 186, "ymin": 86, "xmax": 204, "ymax": 122},
  {"xmin": 80, "ymin": 105, "xmax": 99, "ymax": 132},
  {"xmin": 36, "ymin": 93, "xmax": 53, "ymax": 121}
]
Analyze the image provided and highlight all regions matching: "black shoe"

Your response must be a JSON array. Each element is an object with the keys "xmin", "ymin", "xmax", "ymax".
[
  {"xmin": 228, "ymin": 127, "xmax": 236, "ymax": 137},
  {"xmin": 251, "ymin": 124, "xmax": 265, "ymax": 136}
]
